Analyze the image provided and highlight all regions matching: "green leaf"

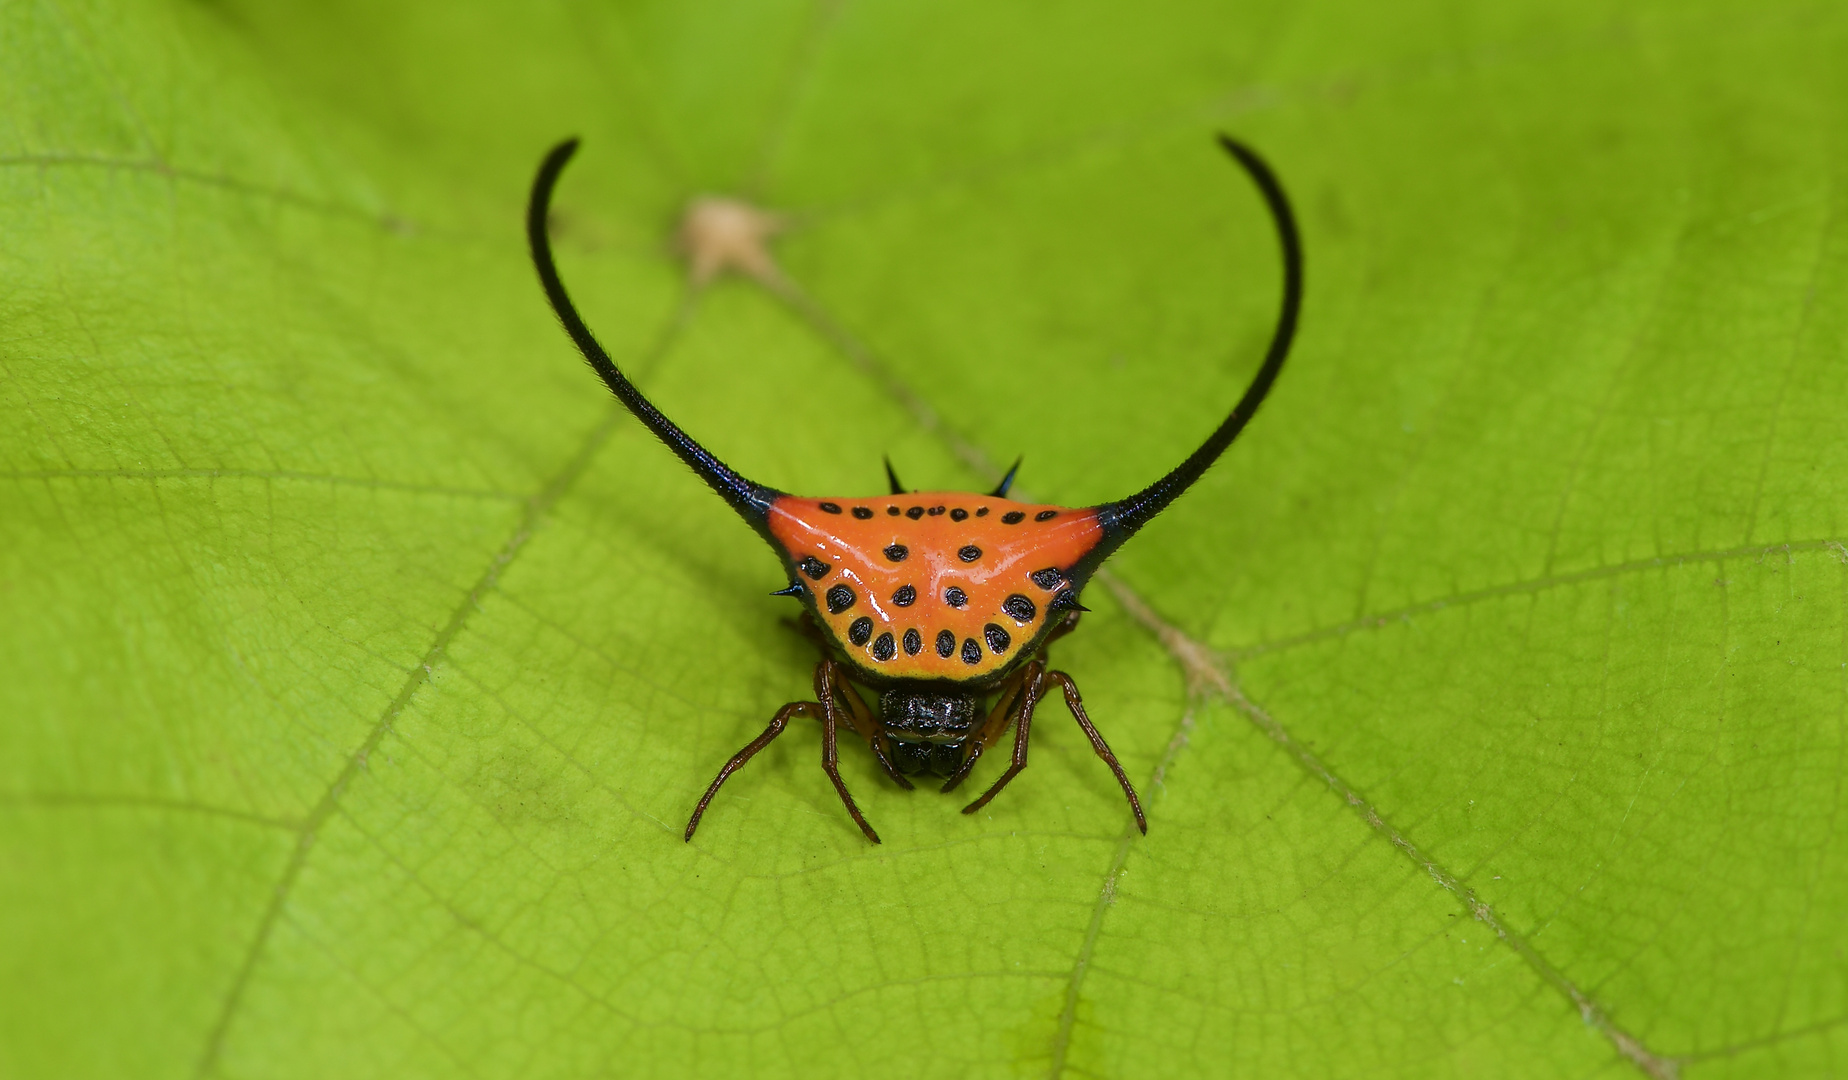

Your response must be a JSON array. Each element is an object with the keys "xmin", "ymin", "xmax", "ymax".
[{"xmin": 4, "ymin": 1, "xmax": 1845, "ymax": 1077}]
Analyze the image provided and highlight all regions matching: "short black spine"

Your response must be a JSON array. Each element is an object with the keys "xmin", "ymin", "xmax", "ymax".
[{"xmin": 990, "ymin": 457, "xmax": 1022, "ymax": 498}]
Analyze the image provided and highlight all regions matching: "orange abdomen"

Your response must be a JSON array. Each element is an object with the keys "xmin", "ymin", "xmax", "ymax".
[{"xmin": 768, "ymin": 493, "xmax": 1102, "ymax": 683}]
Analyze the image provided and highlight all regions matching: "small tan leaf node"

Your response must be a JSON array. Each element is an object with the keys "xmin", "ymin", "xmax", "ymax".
[{"xmin": 678, "ymin": 196, "xmax": 785, "ymax": 288}]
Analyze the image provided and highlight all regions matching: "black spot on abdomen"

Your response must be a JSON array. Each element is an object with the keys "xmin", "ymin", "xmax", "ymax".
[
  {"xmin": 799, "ymin": 556, "xmax": 831, "ymax": 580},
  {"xmin": 957, "ymin": 545, "xmax": 982, "ymax": 562},
  {"xmin": 892, "ymin": 584, "xmax": 917, "ymax": 607},
  {"xmin": 848, "ymin": 617, "xmax": 874, "ymax": 646},
  {"xmin": 1002, "ymin": 594, "xmax": 1036, "ymax": 621},
  {"xmin": 984, "ymin": 623, "xmax": 1011, "ymax": 654},
  {"xmin": 884, "ymin": 544, "xmax": 908, "ymax": 562},
  {"xmin": 1030, "ymin": 567, "xmax": 1063, "ymax": 590},
  {"xmin": 943, "ymin": 586, "xmax": 967, "ymax": 608},
  {"xmin": 871, "ymin": 631, "xmax": 895, "ymax": 661},
  {"xmin": 936, "ymin": 630, "xmax": 955, "ymax": 658},
  {"xmin": 960, "ymin": 638, "xmax": 982, "ymax": 665},
  {"xmin": 826, "ymin": 584, "xmax": 856, "ymax": 614},
  {"xmin": 902, "ymin": 628, "xmax": 922, "ymax": 656},
  {"xmin": 1002, "ymin": 511, "xmax": 1025, "ymax": 524}
]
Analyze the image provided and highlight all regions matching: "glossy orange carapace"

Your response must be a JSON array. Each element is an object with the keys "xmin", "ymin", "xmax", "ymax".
[{"xmin": 769, "ymin": 493, "xmax": 1102, "ymax": 682}]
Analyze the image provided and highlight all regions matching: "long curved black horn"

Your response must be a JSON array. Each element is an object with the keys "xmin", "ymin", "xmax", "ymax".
[
  {"xmin": 528, "ymin": 139, "xmax": 780, "ymax": 538},
  {"xmin": 1082, "ymin": 135, "xmax": 1301, "ymax": 570}
]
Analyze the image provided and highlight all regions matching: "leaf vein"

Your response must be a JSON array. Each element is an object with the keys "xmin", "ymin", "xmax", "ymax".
[
  {"xmin": 189, "ymin": 408, "xmax": 623, "ymax": 1079},
  {"xmin": 1, "ymin": 467, "xmax": 524, "ymax": 501},
  {"xmin": 1234, "ymin": 537, "xmax": 1847, "ymax": 660}
]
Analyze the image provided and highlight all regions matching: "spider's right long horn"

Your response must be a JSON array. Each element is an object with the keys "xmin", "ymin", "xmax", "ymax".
[{"xmin": 1076, "ymin": 135, "xmax": 1302, "ymax": 576}]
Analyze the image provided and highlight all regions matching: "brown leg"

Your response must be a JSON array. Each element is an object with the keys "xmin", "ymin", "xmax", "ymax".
[
  {"xmin": 940, "ymin": 662, "xmax": 1035, "ymax": 793},
  {"xmin": 1041, "ymin": 608, "xmax": 1082, "ymax": 649},
  {"xmin": 960, "ymin": 664, "xmax": 1049, "ymax": 816},
  {"xmin": 685, "ymin": 699, "xmax": 817, "ymax": 841},
  {"xmin": 1044, "ymin": 670, "xmax": 1147, "ymax": 834},
  {"xmin": 815, "ymin": 677, "xmax": 881, "ymax": 843},
  {"xmin": 820, "ymin": 659, "xmax": 912, "ymax": 789},
  {"xmin": 952, "ymin": 612, "xmax": 1079, "ymax": 798},
  {"xmin": 786, "ymin": 608, "xmax": 832, "ymax": 651},
  {"xmin": 686, "ymin": 658, "xmax": 888, "ymax": 844}
]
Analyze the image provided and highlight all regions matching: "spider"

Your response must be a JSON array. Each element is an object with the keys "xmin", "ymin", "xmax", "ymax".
[{"xmin": 526, "ymin": 134, "xmax": 1300, "ymax": 842}]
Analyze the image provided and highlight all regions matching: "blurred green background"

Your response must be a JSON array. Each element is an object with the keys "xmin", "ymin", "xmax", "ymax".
[{"xmin": 3, "ymin": 1, "xmax": 1845, "ymax": 1077}]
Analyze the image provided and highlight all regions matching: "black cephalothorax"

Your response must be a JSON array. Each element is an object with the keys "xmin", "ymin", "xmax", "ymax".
[{"xmin": 528, "ymin": 134, "xmax": 1302, "ymax": 843}]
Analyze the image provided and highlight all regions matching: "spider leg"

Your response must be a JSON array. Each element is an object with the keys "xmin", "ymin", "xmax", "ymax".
[
  {"xmin": 1040, "ymin": 608, "xmax": 1083, "ymax": 649},
  {"xmin": 940, "ymin": 661, "xmax": 1034, "ymax": 793},
  {"xmin": 785, "ymin": 608, "xmax": 832, "ymax": 651},
  {"xmin": 1044, "ymin": 670, "xmax": 1146, "ymax": 834},
  {"xmin": 821, "ymin": 658, "xmax": 912, "ymax": 790},
  {"xmin": 685, "ymin": 699, "xmax": 817, "ymax": 841},
  {"xmin": 814, "ymin": 666, "xmax": 881, "ymax": 843},
  {"xmin": 960, "ymin": 662, "xmax": 1049, "ymax": 816},
  {"xmin": 685, "ymin": 658, "xmax": 890, "ymax": 843}
]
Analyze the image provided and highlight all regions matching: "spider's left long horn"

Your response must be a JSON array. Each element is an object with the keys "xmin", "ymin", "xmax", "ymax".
[{"xmin": 528, "ymin": 139, "xmax": 781, "ymax": 540}]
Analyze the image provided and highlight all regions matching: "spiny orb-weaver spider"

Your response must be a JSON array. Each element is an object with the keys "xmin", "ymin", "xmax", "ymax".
[{"xmin": 527, "ymin": 134, "xmax": 1301, "ymax": 843}]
